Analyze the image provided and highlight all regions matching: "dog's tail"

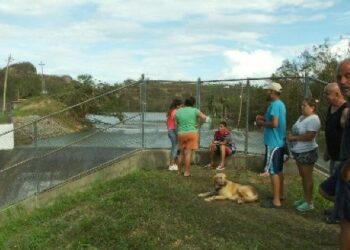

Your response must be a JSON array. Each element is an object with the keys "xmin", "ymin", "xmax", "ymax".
[{"xmin": 241, "ymin": 186, "xmax": 259, "ymax": 202}]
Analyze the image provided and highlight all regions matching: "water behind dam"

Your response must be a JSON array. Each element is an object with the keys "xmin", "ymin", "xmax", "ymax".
[{"xmin": 27, "ymin": 113, "xmax": 265, "ymax": 154}]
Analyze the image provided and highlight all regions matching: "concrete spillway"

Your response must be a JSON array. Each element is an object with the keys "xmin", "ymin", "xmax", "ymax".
[{"xmin": 0, "ymin": 147, "xmax": 136, "ymax": 208}]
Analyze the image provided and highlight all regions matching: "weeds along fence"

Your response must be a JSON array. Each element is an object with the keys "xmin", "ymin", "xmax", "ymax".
[{"xmin": 0, "ymin": 75, "xmax": 329, "ymax": 208}]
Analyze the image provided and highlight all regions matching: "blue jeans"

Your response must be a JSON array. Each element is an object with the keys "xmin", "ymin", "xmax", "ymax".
[{"xmin": 168, "ymin": 129, "xmax": 178, "ymax": 160}]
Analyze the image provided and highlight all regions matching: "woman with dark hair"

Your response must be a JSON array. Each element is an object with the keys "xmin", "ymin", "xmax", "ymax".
[
  {"xmin": 287, "ymin": 98, "xmax": 321, "ymax": 212},
  {"xmin": 166, "ymin": 98, "xmax": 183, "ymax": 171},
  {"xmin": 176, "ymin": 96, "xmax": 210, "ymax": 177}
]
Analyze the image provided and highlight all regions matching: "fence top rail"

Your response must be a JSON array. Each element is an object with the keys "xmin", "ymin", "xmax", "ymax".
[
  {"xmin": 148, "ymin": 80, "xmax": 197, "ymax": 84},
  {"xmin": 0, "ymin": 81, "xmax": 141, "ymax": 138},
  {"xmin": 201, "ymin": 76, "xmax": 305, "ymax": 83},
  {"xmin": 0, "ymin": 74, "xmax": 324, "ymax": 139},
  {"xmin": 307, "ymin": 76, "xmax": 329, "ymax": 85}
]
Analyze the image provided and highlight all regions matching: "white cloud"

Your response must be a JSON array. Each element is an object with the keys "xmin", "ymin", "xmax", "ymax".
[
  {"xmin": 1, "ymin": 0, "xmax": 335, "ymax": 20},
  {"xmin": 0, "ymin": 0, "xmax": 85, "ymax": 16},
  {"xmin": 330, "ymin": 38, "xmax": 350, "ymax": 58},
  {"xmin": 0, "ymin": 0, "xmax": 342, "ymax": 82},
  {"xmin": 223, "ymin": 50, "xmax": 284, "ymax": 78},
  {"xmin": 97, "ymin": 0, "xmax": 336, "ymax": 21}
]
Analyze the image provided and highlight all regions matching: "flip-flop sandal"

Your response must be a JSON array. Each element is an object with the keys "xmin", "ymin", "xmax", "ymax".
[
  {"xmin": 216, "ymin": 165, "xmax": 225, "ymax": 170},
  {"xmin": 183, "ymin": 172, "xmax": 191, "ymax": 177},
  {"xmin": 203, "ymin": 164, "xmax": 214, "ymax": 168},
  {"xmin": 268, "ymin": 196, "xmax": 286, "ymax": 201},
  {"xmin": 260, "ymin": 200, "xmax": 282, "ymax": 209},
  {"xmin": 258, "ymin": 172, "xmax": 270, "ymax": 177}
]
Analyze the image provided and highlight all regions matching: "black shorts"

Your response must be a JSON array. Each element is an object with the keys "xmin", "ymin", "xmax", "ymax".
[
  {"xmin": 292, "ymin": 148, "xmax": 318, "ymax": 165},
  {"xmin": 263, "ymin": 145, "xmax": 284, "ymax": 175}
]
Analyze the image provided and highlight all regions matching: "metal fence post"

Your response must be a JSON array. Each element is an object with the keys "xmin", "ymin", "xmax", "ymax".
[
  {"xmin": 196, "ymin": 78, "xmax": 201, "ymax": 109},
  {"xmin": 244, "ymin": 79, "xmax": 250, "ymax": 155},
  {"xmin": 33, "ymin": 121, "xmax": 40, "ymax": 195},
  {"xmin": 33, "ymin": 121, "xmax": 38, "ymax": 148},
  {"xmin": 197, "ymin": 77, "xmax": 201, "ymax": 148},
  {"xmin": 140, "ymin": 74, "xmax": 145, "ymax": 149},
  {"xmin": 304, "ymin": 73, "xmax": 309, "ymax": 98}
]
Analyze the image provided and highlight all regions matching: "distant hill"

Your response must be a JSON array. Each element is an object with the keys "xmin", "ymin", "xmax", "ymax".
[
  {"xmin": 0, "ymin": 60, "xmax": 324, "ymax": 130},
  {"xmin": 0, "ymin": 61, "xmax": 75, "ymax": 102},
  {"xmin": 9, "ymin": 62, "xmax": 37, "ymax": 74}
]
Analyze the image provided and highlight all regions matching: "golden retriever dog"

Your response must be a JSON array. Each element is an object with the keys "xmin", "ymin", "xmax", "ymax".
[{"xmin": 198, "ymin": 173, "xmax": 258, "ymax": 203}]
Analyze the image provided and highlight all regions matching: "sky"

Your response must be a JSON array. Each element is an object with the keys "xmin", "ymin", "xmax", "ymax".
[{"xmin": 0, "ymin": 0, "xmax": 350, "ymax": 84}]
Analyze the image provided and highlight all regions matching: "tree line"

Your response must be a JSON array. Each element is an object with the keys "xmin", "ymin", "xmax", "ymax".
[{"xmin": 0, "ymin": 39, "xmax": 349, "ymax": 129}]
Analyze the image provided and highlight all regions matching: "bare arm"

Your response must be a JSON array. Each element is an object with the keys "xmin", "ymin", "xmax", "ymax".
[
  {"xmin": 323, "ymin": 146, "xmax": 330, "ymax": 161},
  {"xmin": 256, "ymin": 116, "xmax": 279, "ymax": 128},
  {"xmin": 341, "ymin": 158, "xmax": 350, "ymax": 182},
  {"xmin": 198, "ymin": 111, "xmax": 207, "ymax": 122},
  {"xmin": 287, "ymin": 131, "xmax": 317, "ymax": 142},
  {"xmin": 341, "ymin": 107, "xmax": 349, "ymax": 129},
  {"xmin": 196, "ymin": 111, "xmax": 208, "ymax": 128}
]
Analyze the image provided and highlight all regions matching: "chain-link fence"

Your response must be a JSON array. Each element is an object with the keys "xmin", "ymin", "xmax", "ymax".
[
  {"xmin": 142, "ymin": 76, "xmax": 328, "ymax": 168},
  {"xmin": 0, "ymin": 75, "xmax": 329, "ymax": 208},
  {"xmin": 0, "ymin": 80, "xmax": 143, "ymax": 207}
]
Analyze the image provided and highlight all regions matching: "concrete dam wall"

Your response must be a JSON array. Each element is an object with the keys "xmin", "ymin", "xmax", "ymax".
[{"xmin": 0, "ymin": 147, "xmax": 135, "ymax": 208}]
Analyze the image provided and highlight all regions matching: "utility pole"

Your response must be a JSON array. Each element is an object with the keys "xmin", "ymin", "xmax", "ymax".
[
  {"xmin": 2, "ymin": 54, "xmax": 13, "ymax": 114},
  {"xmin": 38, "ymin": 61, "xmax": 47, "ymax": 94}
]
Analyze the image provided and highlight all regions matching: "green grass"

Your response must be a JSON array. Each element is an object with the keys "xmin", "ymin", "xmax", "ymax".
[
  {"xmin": 11, "ymin": 96, "xmax": 66, "ymax": 117},
  {"xmin": 11, "ymin": 96, "xmax": 88, "ymax": 131},
  {"xmin": 0, "ymin": 113, "xmax": 9, "ymax": 124},
  {"xmin": 0, "ymin": 167, "xmax": 339, "ymax": 249}
]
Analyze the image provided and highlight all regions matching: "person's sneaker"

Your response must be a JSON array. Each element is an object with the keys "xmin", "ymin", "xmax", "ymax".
[
  {"xmin": 325, "ymin": 215, "xmax": 340, "ymax": 224},
  {"xmin": 296, "ymin": 201, "xmax": 314, "ymax": 212},
  {"xmin": 293, "ymin": 199, "xmax": 304, "ymax": 207},
  {"xmin": 168, "ymin": 165, "xmax": 177, "ymax": 171},
  {"xmin": 172, "ymin": 164, "xmax": 178, "ymax": 171}
]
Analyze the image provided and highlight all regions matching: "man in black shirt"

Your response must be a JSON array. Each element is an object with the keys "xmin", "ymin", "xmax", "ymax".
[
  {"xmin": 323, "ymin": 82, "xmax": 348, "ymax": 174},
  {"xmin": 320, "ymin": 82, "xmax": 348, "ymax": 224},
  {"xmin": 335, "ymin": 58, "xmax": 350, "ymax": 250}
]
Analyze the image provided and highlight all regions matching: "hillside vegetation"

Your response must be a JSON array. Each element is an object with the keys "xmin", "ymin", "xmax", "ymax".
[{"xmin": 0, "ymin": 40, "xmax": 347, "ymax": 129}]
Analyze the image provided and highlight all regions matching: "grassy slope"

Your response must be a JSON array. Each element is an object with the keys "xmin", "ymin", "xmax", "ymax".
[
  {"xmin": 11, "ymin": 96, "xmax": 66, "ymax": 117},
  {"xmin": 11, "ymin": 96, "xmax": 84, "ymax": 131},
  {"xmin": 0, "ymin": 166, "xmax": 339, "ymax": 249}
]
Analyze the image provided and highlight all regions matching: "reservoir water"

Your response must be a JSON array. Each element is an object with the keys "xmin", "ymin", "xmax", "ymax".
[{"xmin": 25, "ymin": 113, "xmax": 265, "ymax": 154}]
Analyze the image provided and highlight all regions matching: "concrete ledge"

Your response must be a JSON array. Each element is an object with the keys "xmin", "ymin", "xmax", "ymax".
[
  {"xmin": 0, "ymin": 149, "xmax": 300, "ymax": 220},
  {"xmin": 0, "ymin": 149, "xmax": 142, "ymax": 220}
]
